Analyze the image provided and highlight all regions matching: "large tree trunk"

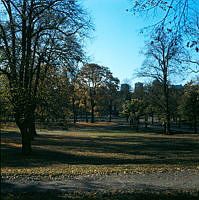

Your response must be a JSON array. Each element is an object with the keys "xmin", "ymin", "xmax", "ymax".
[
  {"xmin": 163, "ymin": 74, "xmax": 171, "ymax": 135},
  {"xmin": 30, "ymin": 120, "xmax": 37, "ymax": 140},
  {"xmin": 30, "ymin": 114, "xmax": 37, "ymax": 140},
  {"xmin": 14, "ymin": 102, "xmax": 36, "ymax": 155},
  {"xmin": 165, "ymin": 94, "xmax": 171, "ymax": 134},
  {"xmin": 16, "ymin": 119, "xmax": 32, "ymax": 155},
  {"xmin": 21, "ymin": 127, "xmax": 32, "ymax": 155}
]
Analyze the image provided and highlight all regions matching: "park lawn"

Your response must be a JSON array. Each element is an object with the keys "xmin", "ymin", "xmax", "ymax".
[
  {"xmin": 1, "ymin": 191, "xmax": 199, "ymax": 200},
  {"xmin": 1, "ymin": 124, "xmax": 199, "ymax": 178}
]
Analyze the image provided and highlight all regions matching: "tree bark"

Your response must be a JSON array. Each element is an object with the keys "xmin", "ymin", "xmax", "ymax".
[
  {"xmin": 21, "ymin": 127, "xmax": 32, "ymax": 155},
  {"xmin": 28, "ymin": 112, "xmax": 37, "ymax": 140},
  {"xmin": 14, "ymin": 102, "xmax": 36, "ymax": 155},
  {"xmin": 30, "ymin": 120, "xmax": 37, "ymax": 140},
  {"xmin": 163, "ymin": 76, "xmax": 171, "ymax": 135},
  {"xmin": 16, "ymin": 120, "xmax": 32, "ymax": 155}
]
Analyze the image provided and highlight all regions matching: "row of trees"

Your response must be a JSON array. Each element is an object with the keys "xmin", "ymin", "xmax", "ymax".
[
  {"xmin": 2, "ymin": 64, "xmax": 198, "ymax": 135},
  {"xmin": 121, "ymin": 79, "xmax": 199, "ymax": 134},
  {"xmin": 0, "ymin": 63, "xmax": 121, "ymax": 124},
  {"xmin": 36, "ymin": 63, "xmax": 120, "ymax": 123}
]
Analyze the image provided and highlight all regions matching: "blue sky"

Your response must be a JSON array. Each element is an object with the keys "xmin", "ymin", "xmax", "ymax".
[
  {"xmin": 83, "ymin": 0, "xmax": 148, "ymax": 88},
  {"xmin": 83, "ymin": 0, "xmax": 199, "ymax": 87}
]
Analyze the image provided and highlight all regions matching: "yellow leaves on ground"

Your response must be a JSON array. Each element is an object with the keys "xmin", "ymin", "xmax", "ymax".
[{"xmin": 2, "ymin": 164, "xmax": 198, "ymax": 179}]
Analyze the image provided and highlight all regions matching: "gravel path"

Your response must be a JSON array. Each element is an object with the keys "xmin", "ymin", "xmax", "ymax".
[{"xmin": 1, "ymin": 170, "xmax": 199, "ymax": 193}]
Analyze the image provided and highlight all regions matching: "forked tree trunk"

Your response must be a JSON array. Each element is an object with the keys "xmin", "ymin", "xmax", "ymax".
[
  {"xmin": 15, "ymin": 107, "xmax": 36, "ymax": 155},
  {"xmin": 30, "ymin": 115, "xmax": 37, "ymax": 140},
  {"xmin": 16, "ymin": 120, "xmax": 32, "ymax": 155}
]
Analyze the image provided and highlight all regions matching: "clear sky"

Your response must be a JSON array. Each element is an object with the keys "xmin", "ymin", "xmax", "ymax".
[
  {"xmin": 83, "ymin": 0, "xmax": 148, "ymax": 88},
  {"xmin": 83, "ymin": 0, "xmax": 199, "ymax": 88}
]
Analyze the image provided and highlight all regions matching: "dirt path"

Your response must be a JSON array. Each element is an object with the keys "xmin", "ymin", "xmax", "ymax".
[{"xmin": 1, "ymin": 170, "xmax": 199, "ymax": 193}]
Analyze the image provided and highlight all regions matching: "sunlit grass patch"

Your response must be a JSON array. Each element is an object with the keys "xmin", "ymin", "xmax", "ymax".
[{"xmin": 1, "ymin": 127, "xmax": 199, "ymax": 178}]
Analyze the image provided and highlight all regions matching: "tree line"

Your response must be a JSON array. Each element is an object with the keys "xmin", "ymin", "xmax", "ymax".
[
  {"xmin": 121, "ymin": 79, "xmax": 199, "ymax": 134},
  {"xmin": 1, "ymin": 65, "xmax": 198, "ymax": 134},
  {"xmin": 0, "ymin": 63, "xmax": 121, "ymax": 124}
]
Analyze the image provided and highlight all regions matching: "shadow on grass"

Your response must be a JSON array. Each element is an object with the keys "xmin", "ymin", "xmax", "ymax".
[
  {"xmin": 1, "ymin": 186, "xmax": 199, "ymax": 200},
  {"xmin": 1, "ymin": 129, "xmax": 199, "ymax": 168}
]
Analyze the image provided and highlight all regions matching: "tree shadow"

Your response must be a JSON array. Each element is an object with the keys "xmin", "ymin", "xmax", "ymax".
[{"xmin": 1, "ymin": 129, "xmax": 199, "ymax": 168}]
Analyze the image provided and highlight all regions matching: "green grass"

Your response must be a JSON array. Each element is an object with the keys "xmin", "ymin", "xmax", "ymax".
[
  {"xmin": 1, "ymin": 124, "xmax": 199, "ymax": 199},
  {"xmin": 1, "ymin": 125, "xmax": 199, "ymax": 177}
]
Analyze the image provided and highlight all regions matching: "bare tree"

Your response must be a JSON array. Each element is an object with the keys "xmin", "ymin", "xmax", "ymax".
[
  {"xmin": 0, "ymin": 0, "xmax": 91, "ymax": 155},
  {"xmin": 129, "ymin": 0, "xmax": 199, "ymax": 58},
  {"xmin": 130, "ymin": 1, "xmax": 198, "ymax": 32},
  {"xmin": 138, "ymin": 27, "xmax": 189, "ymax": 134}
]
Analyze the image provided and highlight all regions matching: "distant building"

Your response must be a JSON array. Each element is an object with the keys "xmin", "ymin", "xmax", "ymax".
[
  {"xmin": 120, "ymin": 84, "xmax": 131, "ymax": 100},
  {"xmin": 120, "ymin": 83, "xmax": 131, "ymax": 92},
  {"xmin": 134, "ymin": 82, "xmax": 143, "ymax": 92}
]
